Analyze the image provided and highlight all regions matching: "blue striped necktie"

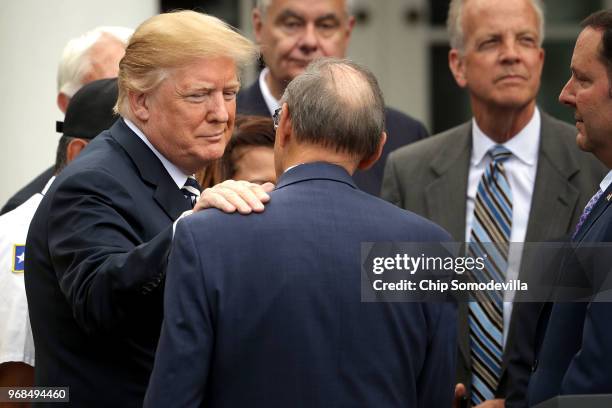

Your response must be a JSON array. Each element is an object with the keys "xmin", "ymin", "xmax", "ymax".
[
  {"xmin": 467, "ymin": 145, "xmax": 512, "ymax": 405},
  {"xmin": 182, "ymin": 176, "xmax": 201, "ymax": 208}
]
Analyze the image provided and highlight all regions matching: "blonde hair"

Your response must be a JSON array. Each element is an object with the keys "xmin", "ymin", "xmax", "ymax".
[{"xmin": 115, "ymin": 10, "xmax": 258, "ymax": 117}]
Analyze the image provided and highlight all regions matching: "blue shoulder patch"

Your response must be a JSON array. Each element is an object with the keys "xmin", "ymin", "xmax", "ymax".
[{"xmin": 12, "ymin": 244, "xmax": 25, "ymax": 273}]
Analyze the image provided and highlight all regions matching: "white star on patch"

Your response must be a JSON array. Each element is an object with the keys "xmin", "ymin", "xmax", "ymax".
[{"xmin": 17, "ymin": 252, "xmax": 25, "ymax": 264}]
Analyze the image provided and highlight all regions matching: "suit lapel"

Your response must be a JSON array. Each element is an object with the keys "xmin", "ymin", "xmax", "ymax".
[
  {"xmin": 423, "ymin": 123, "xmax": 472, "ymax": 367},
  {"xmin": 524, "ymin": 113, "xmax": 581, "ymax": 243},
  {"xmin": 574, "ymin": 183, "xmax": 612, "ymax": 242},
  {"xmin": 424, "ymin": 123, "xmax": 472, "ymax": 242},
  {"xmin": 110, "ymin": 120, "xmax": 191, "ymax": 221},
  {"xmin": 237, "ymin": 80, "xmax": 274, "ymax": 117}
]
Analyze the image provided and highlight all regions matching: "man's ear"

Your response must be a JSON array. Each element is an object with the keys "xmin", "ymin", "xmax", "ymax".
[
  {"xmin": 345, "ymin": 15, "xmax": 356, "ymax": 40},
  {"xmin": 252, "ymin": 8, "xmax": 264, "ymax": 44},
  {"xmin": 276, "ymin": 103, "xmax": 292, "ymax": 148},
  {"xmin": 57, "ymin": 93, "xmax": 70, "ymax": 113},
  {"xmin": 128, "ymin": 90, "xmax": 150, "ymax": 121},
  {"xmin": 357, "ymin": 131, "xmax": 387, "ymax": 170},
  {"xmin": 448, "ymin": 48, "xmax": 468, "ymax": 88},
  {"xmin": 66, "ymin": 138, "xmax": 89, "ymax": 164}
]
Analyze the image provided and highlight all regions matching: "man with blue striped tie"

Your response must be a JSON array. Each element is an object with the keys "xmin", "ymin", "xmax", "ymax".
[{"xmin": 381, "ymin": 0, "xmax": 607, "ymax": 406}]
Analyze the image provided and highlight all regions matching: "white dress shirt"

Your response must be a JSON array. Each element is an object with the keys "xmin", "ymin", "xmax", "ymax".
[
  {"xmin": 258, "ymin": 68, "xmax": 280, "ymax": 116},
  {"xmin": 465, "ymin": 108, "xmax": 541, "ymax": 346},
  {"xmin": 599, "ymin": 169, "xmax": 612, "ymax": 192}
]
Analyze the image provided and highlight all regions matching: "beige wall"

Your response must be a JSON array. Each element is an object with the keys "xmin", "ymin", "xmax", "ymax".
[{"xmin": 0, "ymin": 0, "xmax": 157, "ymax": 206}]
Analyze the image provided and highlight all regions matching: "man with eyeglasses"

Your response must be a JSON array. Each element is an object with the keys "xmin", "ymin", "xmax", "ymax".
[
  {"xmin": 237, "ymin": 0, "xmax": 428, "ymax": 196},
  {"xmin": 145, "ymin": 58, "xmax": 457, "ymax": 408}
]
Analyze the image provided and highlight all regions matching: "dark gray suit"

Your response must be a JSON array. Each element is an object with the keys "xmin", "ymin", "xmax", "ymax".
[{"xmin": 381, "ymin": 112, "xmax": 606, "ymax": 407}]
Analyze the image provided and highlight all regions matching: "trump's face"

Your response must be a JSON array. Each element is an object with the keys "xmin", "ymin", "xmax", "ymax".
[
  {"xmin": 139, "ymin": 57, "xmax": 240, "ymax": 174},
  {"xmin": 449, "ymin": 0, "xmax": 544, "ymax": 112},
  {"xmin": 559, "ymin": 27, "xmax": 612, "ymax": 166},
  {"xmin": 253, "ymin": 0, "xmax": 354, "ymax": 85}
]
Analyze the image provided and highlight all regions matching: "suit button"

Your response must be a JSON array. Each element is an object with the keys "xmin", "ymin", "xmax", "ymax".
[{"xmin": 531, "ymin": 359, "xmax": 538, "ymax": 372}]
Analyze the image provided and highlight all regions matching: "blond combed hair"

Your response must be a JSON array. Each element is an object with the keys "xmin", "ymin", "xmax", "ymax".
[{"xmin": 115, "ymin": 10, "xmax": 258, "ymax": 117}]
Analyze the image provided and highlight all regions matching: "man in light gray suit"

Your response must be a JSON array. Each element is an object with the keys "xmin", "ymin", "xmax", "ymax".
[{"xmin": 381, "ymin": 0, "xmax": 605, "ymax": 407}]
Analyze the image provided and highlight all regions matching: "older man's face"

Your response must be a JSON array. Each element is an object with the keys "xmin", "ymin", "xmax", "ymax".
[
  {"xmin": 142, "ymin": 57, "xmax": 239, "ymax": 174},
  {"xmin": 559, "ymin": 27, "xmax": 612, "ymax": 163},
  {"xmin": 449, "ymin": 0, "xmax": 544, "ymax": 111},
  {"xmin": 253, "ymin": 0, "xmax": 353, "ymax": 84}
]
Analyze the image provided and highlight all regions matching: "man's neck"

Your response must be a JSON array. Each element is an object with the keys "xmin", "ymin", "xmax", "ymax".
[
  {"xmin": 265, "ymin": 71, "xmax": 287, "ymax": 101},
  {"xmin": 472, "ymin": 100, "xmax": 536, "ymax": 143},
  {"xmin": 281, "ymin": 143, "xmax": 359, "ymax": 176}
]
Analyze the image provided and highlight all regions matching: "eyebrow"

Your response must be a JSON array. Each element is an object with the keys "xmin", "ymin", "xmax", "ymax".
[
  {"xmin": 477, "ymin": 29, "xmax": 537, "ymax": 38},
  {"xmin": 315, "ymin": 14, "xmax": 341, "ymax": 23},
  {"xmin": 571, "ymin": 66, "xmax": 586, "ymax": 77},
  {"xmin": 275, "ymin": 10, "xmax": 341, "ymax": 24},
  {"xmin": 275, "ymin": 9, "xmax": 304, "ymax": 23},
  {"xmin": 178, "ymin": 81, "xmax": 241, "ymax": 94}
]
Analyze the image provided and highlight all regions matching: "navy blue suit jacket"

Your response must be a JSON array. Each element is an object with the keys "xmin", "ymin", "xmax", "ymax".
[
  {"xmin": 25, "ymin": 119, "xmax": 192, "ymax": 407},
  {"xmin": 237, "ymin": 80, "xmax": 428, "ymax": 195},
  {"xmin": 145, "ymin": 162, "xmax": 457, "ymax": 408},
  {"xmin": 528, "ymin": 180, "xmax": 612, "ymax": 405}
]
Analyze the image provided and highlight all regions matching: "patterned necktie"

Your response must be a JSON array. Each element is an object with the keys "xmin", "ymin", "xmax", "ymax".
[
  {"xmin": 572, "ymin": 188, "xmax": 604, "ymax": 239},
  {"xmin": 181, "ymin": 175, "xmax": 201, "ymax": 208},
  {"xmin": 467, "ymin": 145, "xmax": 512, "ymax": 405}
]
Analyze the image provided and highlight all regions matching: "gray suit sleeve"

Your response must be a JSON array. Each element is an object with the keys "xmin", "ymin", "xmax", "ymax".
[{"xmin": 381, "ymin": 152, "xmax": 403, "ymax": 207}]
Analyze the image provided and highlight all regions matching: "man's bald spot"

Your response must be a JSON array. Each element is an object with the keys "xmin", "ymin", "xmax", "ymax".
[{"xmin": 320, "ymin": 63, "xmax": 375, "ymax": 111}]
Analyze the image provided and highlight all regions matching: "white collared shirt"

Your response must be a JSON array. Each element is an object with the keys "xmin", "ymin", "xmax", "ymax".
[
  {"xmin": 466, "ymin": 107, "xmax": 541, "ymax": 347},
  {"xmin": 259, "ymin": 68, "xmax": 280, "ymax": 116},
  {"xmin": 123, "ymin": 118, "xmax": 190, "ymax": 189},
  {"xmin": 599, "ymin": 169, "xmax": 612, "ymax": 192}
]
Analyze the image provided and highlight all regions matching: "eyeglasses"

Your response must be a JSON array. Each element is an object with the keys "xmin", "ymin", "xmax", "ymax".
[{"xmin": 273, "ymin": 107, "xmax": 282, "ymax": 129}]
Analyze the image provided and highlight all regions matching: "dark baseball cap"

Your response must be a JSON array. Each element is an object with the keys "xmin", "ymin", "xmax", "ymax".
[{"xmin": 56, "ymin": 78, "xmax": 118, "ymax": 140}]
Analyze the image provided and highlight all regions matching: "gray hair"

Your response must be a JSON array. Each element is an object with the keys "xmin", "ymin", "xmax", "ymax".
[
  {"xmin": 57, "ymin": 26, "xmax": 133, "ymax": 98},
  {"xmin": 256, "ymin": 0, "xmax": 354, "ymax": 18},
  {"xmin": 447, "ymin": 0, "xmax": 545, "ymax": 52},
  {"xmin": 280, "ymin": 58, "xmax": 385, "ymax": 159}
]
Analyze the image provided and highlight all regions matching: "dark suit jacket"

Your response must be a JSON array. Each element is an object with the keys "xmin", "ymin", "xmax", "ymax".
[
  {"xmin": 237, "ymin": 80, "xmax": 429, "ymax": 195},
  {"xmin": 1, "ymin": 166, "xmax": 55, "ymax": 215},
  {"xmin": 528, "ymin": 180, "xmax": 612, "ymax": 406},
  {"xmin": 24, "ymin": 119, "xmax": 192, "ymax": 407},
  {"xmin": 380, "ymin": 112, "xmax": 607, "ymax": 407},
  {"xmin": 144, "ymin": 162, "xmax": 457, "ymax": 408}
]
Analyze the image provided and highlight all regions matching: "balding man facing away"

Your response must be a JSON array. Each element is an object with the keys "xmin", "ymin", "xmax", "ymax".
[{"xmin": 145, "ymin": 58, "xmax": 457, "ymax": 408}]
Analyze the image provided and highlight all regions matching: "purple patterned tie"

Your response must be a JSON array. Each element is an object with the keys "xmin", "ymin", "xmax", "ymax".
[{"xmin": 573, "ymin": 189, "xmax": 604, "ymax": 239}]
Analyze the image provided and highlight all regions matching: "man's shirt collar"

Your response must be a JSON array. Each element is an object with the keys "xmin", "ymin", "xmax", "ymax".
[
  {"xmin": 123, "ymin": 118, "xmax": 189, "ymax": 189},
  {"xmin": 471, "ymin": 107, "xmax": 541, "ymax": 167},
  {"xmin": 259, "ymin": 67, "xmax": 281, "ymax": 116}
]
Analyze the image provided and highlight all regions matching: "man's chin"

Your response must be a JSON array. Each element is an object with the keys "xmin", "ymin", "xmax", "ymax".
[{"xmin": 576, "ymin": 131, "xmax": 593, "ymax": 152}]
